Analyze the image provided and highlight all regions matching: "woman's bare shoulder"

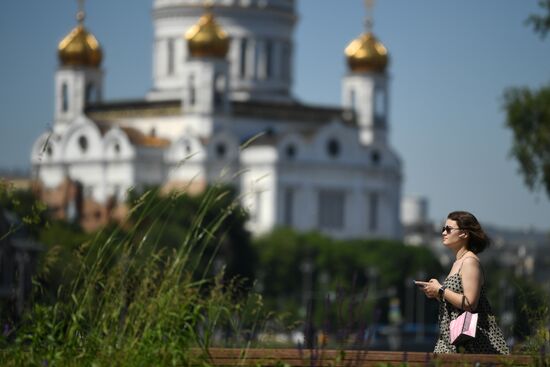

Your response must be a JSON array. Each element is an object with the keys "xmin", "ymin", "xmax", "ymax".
[
  {"xmin": 462, "ymin": 254, "xmax": 480, "ymax": 262},
  {"xmin": 461, "ymin": 255, "xmax": 481, "ymax": 273}
]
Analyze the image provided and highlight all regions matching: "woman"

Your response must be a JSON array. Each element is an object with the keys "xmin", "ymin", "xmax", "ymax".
[{"xmin": 416, "ymin": 211, "xmax": 509, "ymax": 354}]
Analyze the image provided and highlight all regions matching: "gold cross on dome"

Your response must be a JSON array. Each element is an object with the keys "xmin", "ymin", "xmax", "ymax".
[
  {"xmin": 76, "ymin": 0, "xmax": 86, "ymax": 23},
  {"xmin": 364, "ymin": 0, "xmax": 375, "ymax": 32}
]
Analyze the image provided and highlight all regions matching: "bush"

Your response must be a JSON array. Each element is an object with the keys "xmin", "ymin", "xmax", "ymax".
[{"xmin": 0, "ymin": 185, "xmax": 267, "ymax": 365}]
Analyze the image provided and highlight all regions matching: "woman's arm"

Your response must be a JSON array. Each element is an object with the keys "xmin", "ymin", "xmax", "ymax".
[
  {"xmin": 457, "ymin": 257, "xmax": 482, "ymax": 311},
  {"xmin": 419, "ymin": 257, "xmax": 482, "ymax": 311}
]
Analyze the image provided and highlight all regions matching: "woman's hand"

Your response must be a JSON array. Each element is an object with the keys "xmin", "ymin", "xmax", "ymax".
[{"xmin": 416, "ymin": 279, "xmax": 442, "ymax": 299}]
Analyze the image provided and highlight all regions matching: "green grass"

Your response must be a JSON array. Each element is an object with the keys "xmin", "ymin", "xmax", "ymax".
[{"xmin": 0, "ymin": 185, "xmax": 268, "ymax": 366}]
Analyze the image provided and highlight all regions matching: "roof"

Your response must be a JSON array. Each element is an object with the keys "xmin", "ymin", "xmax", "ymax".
[
  {"xmin": 232, "ymin": 100, "xmax": 355, "ymax": 124},
  {"xmin": 85, "ymin": 98, "xmax": 356, "ymax": 125},
  {"xmin": 86, "ymin": 99, "xmax": 181, "ymax": 120},
  {"xmin": 93, "ymin": 120, "xmax": 170, "ymax": 148}
]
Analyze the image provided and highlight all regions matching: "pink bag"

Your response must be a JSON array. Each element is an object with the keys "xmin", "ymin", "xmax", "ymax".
[
  {"xmin": 449, "ymin": 296, "xmax": 478, "ymax": 345},
  {"xmin": 450, "ymin": 311, "xmax": 478, "ymax": 345}
]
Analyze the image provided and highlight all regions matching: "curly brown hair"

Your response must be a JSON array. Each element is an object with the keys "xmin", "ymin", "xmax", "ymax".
[{"xmin": 447, "ymin": 211, "xmax": 491, "ymax": 254}]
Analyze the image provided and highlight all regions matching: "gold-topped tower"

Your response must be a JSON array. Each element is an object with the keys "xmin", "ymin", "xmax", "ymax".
[
  {"xmin": 344, "ymin": 0, "xmax": 388, "ymax": 73},
  {"xmin": 185, "ymin": 5, "xmax": 229, "ymax": 58},
  {"xmin": 58, "ymin": 0, "xmax": 103, "ymax": 68}
]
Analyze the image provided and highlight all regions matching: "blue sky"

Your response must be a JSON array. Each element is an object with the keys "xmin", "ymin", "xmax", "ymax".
[{"xmin": 1, "ymin": 1, "xmax": 549, "ymax": 231}]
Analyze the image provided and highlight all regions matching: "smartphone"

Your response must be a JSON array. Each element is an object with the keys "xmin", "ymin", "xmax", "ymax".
[{"xmin": 413, "ymin": 280, "xmax": 426, "ymax": 288}]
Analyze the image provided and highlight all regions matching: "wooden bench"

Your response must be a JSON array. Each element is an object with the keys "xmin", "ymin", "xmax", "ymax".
[{"xmin": 192, "ymin": 347, "xmax": 536, "ymax": 366}]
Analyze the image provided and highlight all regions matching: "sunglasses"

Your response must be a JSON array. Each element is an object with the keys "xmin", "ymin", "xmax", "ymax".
[{"xmin": 442, "ymin": 225, "xmax": 461, "ymax": 234}]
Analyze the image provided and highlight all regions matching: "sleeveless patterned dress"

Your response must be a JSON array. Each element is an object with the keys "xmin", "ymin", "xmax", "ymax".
[{"xmin": 433, "ymin": 266, "xmax": 510, "ymax": 354}]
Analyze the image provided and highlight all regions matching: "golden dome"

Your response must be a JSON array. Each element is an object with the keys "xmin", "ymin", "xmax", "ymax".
[
  {"xmin": 185, "ymin": 12, "xmax": 229, "ymax": 58},
  {"xmin": 345, "ymin": 32, "xmax": 388, "ymax": 73},
  {"xmin": 58, "ymin": 23, "xmax": 102, "ymax": 68}
]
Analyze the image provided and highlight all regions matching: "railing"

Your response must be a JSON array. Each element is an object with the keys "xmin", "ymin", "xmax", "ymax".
[{"xmin": 192, "ymin": 347, "xmax": 536, "ymax": 366}]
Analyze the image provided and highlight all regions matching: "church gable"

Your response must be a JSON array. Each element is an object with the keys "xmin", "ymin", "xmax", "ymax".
[
  {"xmin": 62, "ymin": 118, "xmax": 103, "ymax": 162},
  {"xmin": 103, "ymin": 128, "xmax": 135, "ymax": 161}
]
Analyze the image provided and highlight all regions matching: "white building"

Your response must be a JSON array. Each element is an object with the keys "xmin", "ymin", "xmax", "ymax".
[{"xmin": 31, "ymin": 0, "xmax": 402, "ymax": 239}]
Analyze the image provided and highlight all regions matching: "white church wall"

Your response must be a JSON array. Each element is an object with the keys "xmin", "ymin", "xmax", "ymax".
[
  {"xmin": 308, "ymin": 121, "xmax": 363, "ymax": 164},
  {"xmin": 103, "ymin": 128, "xmax": 135, "ymax": 161},
  {"xmin": 135, "ymin": 147, "xmax": 166, "ymax": 186},
  {"xmin": 342, "ymin": 74, "xmax": 389, "ymax": 146},
  {"xmin": 31, "ymin": 132, "xmax": 62, "ymax": 166},
  {"xmin": 240, "ymin": 145, "xmax": 278, "ymax": 235},
  {"xmin": 274, "ymin": 121, "xmax": 402, "ymax": 239},
  {"xmin": 53, "ymin": 119, "xmax": 107, "ymax": 202},
  {"xmin": 277, "ymin": 132, "xmax": 305, "ymax": 162},
  {"xmin": 105, "ymin": 162, "xmax": 134, "ymax": 202},
  {"xmin": 67, "ymin": 162, "xmax": 105, "ymax": 203},
  {"xmin": 36, "ymin": 165, "xmax": 66, "ymax": 189},
  {"xmin": 205, "ymin": 130, "xmax": 241, "ymax": 184},
  {"xmin": 152, "ymin": 18, "xmax": 196, "ymax": 92},
  {"xmin": 54, "ymin": 68, "xmax": 104, "ymax": 127},
  {"xmin": 277, "ymin": 164, "xmax": 368, "ymax": 238},
  {"xmin": 62, "ymin": 119, "xmax": 103, "ymax": 163},
  {"xmin": 165, "ymin": 136, "xmax": 207, "ymax": 183},
  {"xmin": 103, "ymin": 128, "xmax": 136, "ymax": 202},
  {"xmin": 182, "ymin": 114, "xmax": 215, "ymax": 139},
  {"xmin": 32, "ymin": 147, "xmax": 63, "ymax": 197},
  {"xmin": 223, "ymin": 116, "xmax": 330, "ymax": 143},
  {"xmin": 364, "ymin": 178, "xmax": 402, "ymax": 239}
]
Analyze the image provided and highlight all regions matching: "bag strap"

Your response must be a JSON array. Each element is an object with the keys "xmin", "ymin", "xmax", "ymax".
[{"xmin": 461, "ymin": 295, "xmax": 473, "ymax": 311}]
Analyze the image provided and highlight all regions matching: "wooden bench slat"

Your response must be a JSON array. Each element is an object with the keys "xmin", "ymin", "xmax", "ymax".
[{"xmin": 190, "ymin": 347, "xmax": 534, "ymax": 366}]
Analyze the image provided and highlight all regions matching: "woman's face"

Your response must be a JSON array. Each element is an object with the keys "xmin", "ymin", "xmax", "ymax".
[{"xmin": 441, "ymin": 218, "xmax": 466, "ymax": 249}]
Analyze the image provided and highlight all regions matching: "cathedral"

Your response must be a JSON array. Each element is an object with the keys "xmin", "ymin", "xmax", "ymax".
[{"xmin": 31, "ymin": 0, "xmax": 402, "ymax": 239}]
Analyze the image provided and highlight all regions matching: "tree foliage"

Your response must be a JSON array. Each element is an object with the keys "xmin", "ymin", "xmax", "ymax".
[
  {"xmin": 503, "ymin": 85, "xmax": 550, "ymax": 198},
  {"xmin": 502, "ymin": 2, "xmax": 550, "ymax": 198},
  {"xmin": 0, "ymin": 187, "xmax": 268, "ymax": 365},
  {"xmin": 253, "ymin": 228, "xmax": 443, "ymax": 325},
  {"xmin": 0, "ymin": 185, "xmax": 257, "ymax": 308},
  {"xmin": 126, "ymin": 186, "xmax": 256, "ymax": 286},
  {"xmin": 527, "ymin": 0, "xmax": 550, "ymax": 38}
]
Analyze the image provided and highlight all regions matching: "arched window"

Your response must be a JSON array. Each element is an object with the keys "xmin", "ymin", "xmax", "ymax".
[
  {"xmin": 285, "ymin": 144, "xmax": 296, "ymax": 160},
  {"xmin": 184, "ymin": 139, "xmax": 192, "ymax": 155},
  {"xmin": 369, "ymin": 192, "xmax": 379, "ymax": 231},
  {"xmin": 371, "ymin": 150, "xmax": 381, "ymax": 165},
  {"xmin": 85, "ymin": 83, "xmax": 96, "ymax": 104},
  {"xmin": 78, "ymin": 136, "xmax": 88, "ymax": 153},
  {"xmin": 167, "ymin": 38, "xmax": 175, "ymax": 75},
  {"xmin": 374, "ymin": 88, "xmax": 385, "ymax": 118},
  {"xmin": 374, "ymin": 88, "xmax": 387, "ymax": 129},
  {"xmin": 188, "ymin": 75, "xmax": 196, "ymax": 106},
  {"xmin": 240, "ymin": 38, "xmax": 248, "ymax": 77},
  {"xmin": 281, "ymin": 41, "xmax": 291, "ymax": 81},
  {"xmin": 78, "ymin": 135, "xmax": 88, "ymax": 153},
  {"xmin": 327, "ymin": 138, "xmax": 340, "ymax": 158},
  {"xmin": 215, "ymin": 142, "xmax": 226, "ymax": 159},
  {"xmin": 62, "ymin": 83, "xmax": 69, "ymax": 112},
  {"xmin": 265, "ymin": 39, "xmax": 273, "ymax": 78},
  {"xmin": 349, "ymin": 89, "xmax": 356, "ymax": 110},
  {"xmin": 214, "ymin": 73, "xmax": 224, "ymax": 107}
]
